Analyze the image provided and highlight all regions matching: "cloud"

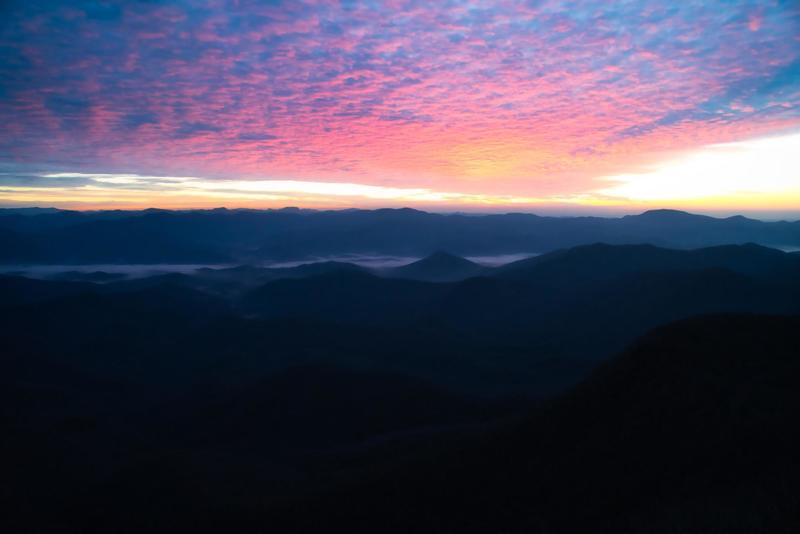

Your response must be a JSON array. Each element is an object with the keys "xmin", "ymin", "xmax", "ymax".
[
  {"xmin": 0, "ymin": 0, "xmax": 798, "ymax": 210},
  {"xmin": 0, "ymin": 171, "xmax": 560, "ymax": 207},
  {"xmin": 0, "ymin": 173, "xmax": 93, "ymax": 188}
]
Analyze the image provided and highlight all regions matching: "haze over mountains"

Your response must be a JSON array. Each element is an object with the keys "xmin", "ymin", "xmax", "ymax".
[{"xmin": 2, "ymin": 207, "xmax": 799, "ymax": 264}]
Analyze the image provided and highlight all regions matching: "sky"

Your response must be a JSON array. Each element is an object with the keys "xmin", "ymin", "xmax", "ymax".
[{"xmin": 0, "ymin": 0, "xmax": 799, "ymax": 216}]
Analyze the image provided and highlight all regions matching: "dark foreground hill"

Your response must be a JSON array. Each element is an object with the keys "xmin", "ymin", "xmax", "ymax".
[
  {"xmin": 263, "ymin": 314, "xmax": 800, "ymax": 534},
  {"xmin": 5, "ymin": 313, "xmax": 796, "ymax": 533}
]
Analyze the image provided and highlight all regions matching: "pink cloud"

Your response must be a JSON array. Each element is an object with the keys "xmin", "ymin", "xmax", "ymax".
[{"xmin": 0, "ymin": 0, "xmax": 798, "ymax": 209}]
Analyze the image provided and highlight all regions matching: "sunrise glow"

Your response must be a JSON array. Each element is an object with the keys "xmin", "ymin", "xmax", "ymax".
[{"xmin": 1, "ymin": 1, "xmax": 799, "ymax": 215}]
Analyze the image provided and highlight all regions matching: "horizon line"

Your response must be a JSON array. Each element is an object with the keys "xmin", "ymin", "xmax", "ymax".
[{"xmin": 2, "ymin": 205, "xmax": 799, "ymax": 223}]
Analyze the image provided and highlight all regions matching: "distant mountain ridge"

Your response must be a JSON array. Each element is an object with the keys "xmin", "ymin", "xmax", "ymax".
[{"xmin": 1, "ymin": 207, "xmax": 798, "ymax": 264}]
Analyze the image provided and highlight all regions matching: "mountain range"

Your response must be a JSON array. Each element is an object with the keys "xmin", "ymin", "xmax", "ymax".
[
  {"xmin": 4, "ymin": 242, "xmax": 800, "ymax": 397},
  {"xmin": 2, "ymin": 207, "xmax": 798, "ymax": 263},
  {"xmin": 3, "ymin": 232, "xmax": 800, "ymax": 533}
]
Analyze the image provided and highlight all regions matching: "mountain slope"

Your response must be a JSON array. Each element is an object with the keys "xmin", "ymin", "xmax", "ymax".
[{"xmin": 264, "ymin": 314, "xmax": 800, "ymax": 534}]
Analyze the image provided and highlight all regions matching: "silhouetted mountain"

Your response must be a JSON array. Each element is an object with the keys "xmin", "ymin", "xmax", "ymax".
[
  {"xmin": 2, "ymin": 207, "xmax": 798, "ymax": 263},
  {"xmin": 263, "ymin": 314, "xmax": 800, "ymax": 534},
  {"xmin": 3, "ymin": 238, "xmax": 800, "ymax": 533},
  {"xmin": 494, "ymin": 242, "xmax": 800, "ymax": 284},
  {"xmin": 6, "ymin": 243, "xmax": 800, "ymax": 381},
  {"xmin": 382, "ymin": 251, "xmax": 485, "ymax": 282},
  {"xmin": 237, "ymin": 244, "xmax": 800, "ymax": 360}
]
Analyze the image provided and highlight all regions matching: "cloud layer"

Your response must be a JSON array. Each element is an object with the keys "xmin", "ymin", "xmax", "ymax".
[{"xmin": 0, "ymin": 0, "xmax": 798, "ymax": 209}]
